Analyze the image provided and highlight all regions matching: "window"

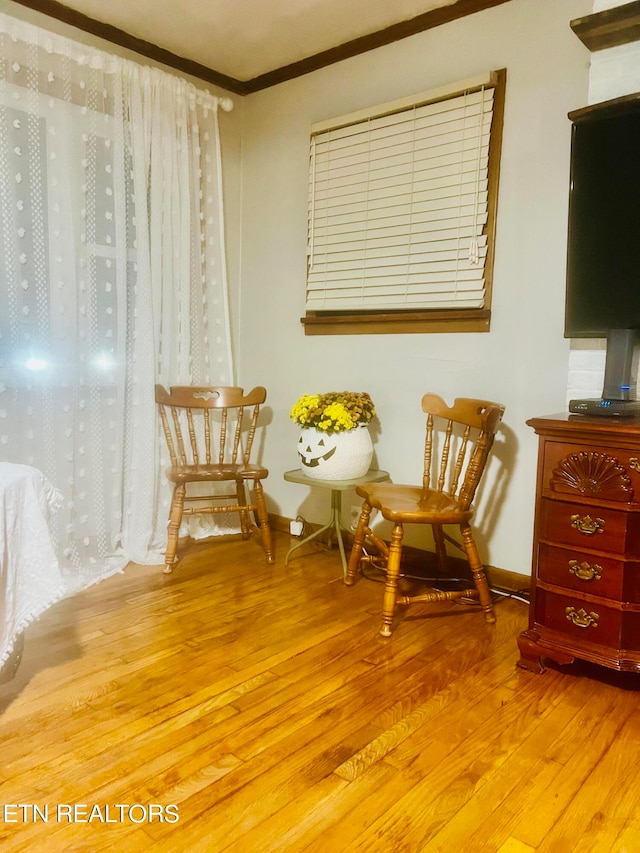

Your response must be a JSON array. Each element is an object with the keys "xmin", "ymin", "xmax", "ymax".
[
  {"xmin": 0, "ymin": 74, "xmax": 129, "ymax": 387},
  {"xmin": 303, "ymin": 69, "xmax": 506, "ymax": 334}
]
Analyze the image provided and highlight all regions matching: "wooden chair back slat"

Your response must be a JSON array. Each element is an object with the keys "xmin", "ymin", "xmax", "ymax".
[
  {"xmin": 230, "ymin": 407, "xmax": 243, "ymax": 465},
  {"xmin": 158, "ymin": 405, "xmax": 178, "ymax": 467},
  {"xmin": 204, "ymin": 410, "xmax": 212, "ymax": 465},
  {"xmin": 437, "ymin": 419, "xmax": 454, "ymax": 493},
  {"xmin": 423, "ymin": 413, "xmax": 433, "ymax": 491},
  {"xmin": 421, "ymin": 394, "xmax": 505, "ymax": 511},
  {"xmin": 185, "ymin": 409, "xmax": 198, "ymax": 465},
  {"xmin": 243, "ymin": 404, "xmax": 261, "ymax": 465},
  {"xmin": 451, "ymin": 425, "xmax": 471, "ymax": 497},
  {"xmin": 219, "ymin": 408, "xmax": 229, "ymax": 465},
  {"xmin": 171, "ymin": 406, "xmax": 189, "ymax": 466},
  {"xmin": 459, "ymin": 425, "xmax": 497, "ymax": 509}
]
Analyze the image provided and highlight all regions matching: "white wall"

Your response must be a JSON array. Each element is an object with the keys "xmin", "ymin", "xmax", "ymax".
[{"xmin": 237, "ymin": 0, "xmax": 592, "ymax": 575}]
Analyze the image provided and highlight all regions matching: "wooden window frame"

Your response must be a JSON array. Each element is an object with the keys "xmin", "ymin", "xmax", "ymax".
[{"xmin": 302, "ymin": 68, "xmax": 506, "ymax": 335}]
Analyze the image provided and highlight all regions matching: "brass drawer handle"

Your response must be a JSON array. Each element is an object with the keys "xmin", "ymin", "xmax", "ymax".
[
  {"xmin": 568, "ymin": 560, "xmax": 602, "ymax": 582},
  {"xmin": 570, "ymin": 514, "xmax": 605, "ymax": 536},
  {"xmin": 565, "ymin": 606, "xmax": 599, "ymax": 629},
  {"xmin": 630, "ymin": 457, "xmax": 640, "ymax": 473}
]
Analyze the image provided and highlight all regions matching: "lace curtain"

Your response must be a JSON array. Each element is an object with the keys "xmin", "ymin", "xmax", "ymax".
[{"xmin": 0, "ymin": 15, "xmax": 234, "ymax": 593}]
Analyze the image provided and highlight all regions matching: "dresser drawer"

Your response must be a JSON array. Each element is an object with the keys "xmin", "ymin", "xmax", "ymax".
[
  {"xmin": 538, "ymin": 498, "xmax": 640, "ymax": 556},
  {"xmin": 533, "ymin": 588, "xmax": 640, "ymax": 651},
  {"xmin": 538, "ymin": 543, "xmax": 618, "ymax": 598},
  {"xmin": 541, "ymin": 441, "xmax": 640, "ymax": 503},
  {"xmin": 537, "ymin": 542, "xmax": 640, "ymax": 602}
]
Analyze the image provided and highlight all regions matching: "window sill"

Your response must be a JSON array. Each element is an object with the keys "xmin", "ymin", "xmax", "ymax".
[{"xmin": 301, "ymin": 310, "xmax": 491, "ymax": 335}]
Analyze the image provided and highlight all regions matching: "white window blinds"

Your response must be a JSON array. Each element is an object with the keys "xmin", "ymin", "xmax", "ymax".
[{"xmin": 307, "ymin": 72, "xmax": 499, "ymax": 314}]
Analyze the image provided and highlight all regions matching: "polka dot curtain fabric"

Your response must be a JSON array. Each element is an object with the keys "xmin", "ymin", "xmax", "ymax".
[{"xmin": 0, "ymin": 15, "xmax": 234, "ymax": 593}]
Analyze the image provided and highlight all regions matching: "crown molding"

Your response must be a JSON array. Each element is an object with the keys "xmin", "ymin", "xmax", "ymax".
[{"xmin": 10, "ymin": 0, "xmax": 512, "ymax": 95}]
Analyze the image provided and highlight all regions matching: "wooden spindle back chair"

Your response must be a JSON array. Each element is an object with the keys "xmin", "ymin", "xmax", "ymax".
[
  {"xmin": 346, "ymin": 394, "xmax": 505, "ymax": 636},
  {"xmin": 155, "ymin": 385, "xmax": 274, "ymax": 573}
]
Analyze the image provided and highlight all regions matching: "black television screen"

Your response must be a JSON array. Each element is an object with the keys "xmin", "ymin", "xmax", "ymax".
[{"xmin": 565, "ymin": 98, "xmax": 640, "ymax": 338}]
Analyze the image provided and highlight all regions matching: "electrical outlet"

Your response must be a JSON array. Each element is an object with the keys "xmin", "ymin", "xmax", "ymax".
[
  {"xmin": 349, "ymin": 505, "xmax": 361, "ymax": 530},
  {"xmin": 290, "ymin": 519, "xmax": 304, "ymax": 536}
]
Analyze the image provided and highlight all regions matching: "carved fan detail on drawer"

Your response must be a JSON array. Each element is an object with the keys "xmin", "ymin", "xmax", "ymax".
[{"xmin": 551, "ymin": 451, "xmax": 632, "ymax": 501}]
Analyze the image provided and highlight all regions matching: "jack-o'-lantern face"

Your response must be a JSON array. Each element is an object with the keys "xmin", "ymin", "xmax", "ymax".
[{"xmin": 298, "ymin": 431, "xmax": 338, "ymax": 468}]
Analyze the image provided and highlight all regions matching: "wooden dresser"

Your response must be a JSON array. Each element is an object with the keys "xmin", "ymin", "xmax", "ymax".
[{"xmin": 518, "ymin": 412, "xmax": 640, "ymax": 673}]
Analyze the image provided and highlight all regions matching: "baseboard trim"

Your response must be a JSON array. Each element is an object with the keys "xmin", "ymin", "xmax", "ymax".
[{"xmin": 268, "ymin": 513, "xmax": 530, "ymax": 595}]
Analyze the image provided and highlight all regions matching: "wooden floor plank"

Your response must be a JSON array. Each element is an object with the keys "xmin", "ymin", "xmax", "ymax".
[
  {"xmin": 419, "ymin": 673, "xmax": 624, "ymax": 852},
  {"xmin": 328, "ymin": 676, "xmax": 563, "ymax": 850},
  {"xmin": 1, "ymin": 532, "xmax": 639, "ymax": 852},
  {"xmin": 537, "ymin": 691, "xmax": 640, "ymax": 853}
]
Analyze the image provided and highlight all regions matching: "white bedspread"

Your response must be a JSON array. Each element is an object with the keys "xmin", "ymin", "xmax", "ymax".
[{"xmin": 0, "ymin": 462, "xmax": 65, "ymax": 667}]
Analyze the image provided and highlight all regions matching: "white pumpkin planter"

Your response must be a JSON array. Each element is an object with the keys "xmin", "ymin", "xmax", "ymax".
[{"xmin": 297, "ymin": 425, "xmax": 373, "ymax": 480}]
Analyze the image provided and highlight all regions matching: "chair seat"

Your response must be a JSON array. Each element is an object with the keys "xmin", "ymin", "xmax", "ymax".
[
  {"xmin": 165, "ymin": 463, "xmax": 269, "ymax": 484},
  {"xmin": 356, "ymin": 482, "xmax": 474, "ymax": 524}
]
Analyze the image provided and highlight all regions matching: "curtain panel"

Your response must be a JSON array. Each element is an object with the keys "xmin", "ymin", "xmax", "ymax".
[{"xmin": 0, "ymin": 14, "xmax": 234, "ymax": 593}]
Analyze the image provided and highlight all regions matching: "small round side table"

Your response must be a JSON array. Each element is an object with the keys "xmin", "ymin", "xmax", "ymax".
[{"xmin": 283, "ymin": 468, "xmax": 390, "ymax": 577}]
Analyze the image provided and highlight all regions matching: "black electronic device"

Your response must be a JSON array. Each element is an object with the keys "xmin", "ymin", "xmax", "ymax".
[
  {"xmin": 566, "ymin": 95, "xmax": 640, "ymax": 414},
  {"xmin": 568, "ymin": 398, "xmax": 640, "ymax": 417}
]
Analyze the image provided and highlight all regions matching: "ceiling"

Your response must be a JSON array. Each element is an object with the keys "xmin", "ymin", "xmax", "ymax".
[{"xmin": 13, "ymin": 0, "xmax": 512, "ymax": 93}]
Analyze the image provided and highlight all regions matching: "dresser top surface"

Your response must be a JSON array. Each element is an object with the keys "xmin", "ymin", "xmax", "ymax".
[{"xmin": 527, "ymin": 412, "xmax": 640, "ymax": 439}]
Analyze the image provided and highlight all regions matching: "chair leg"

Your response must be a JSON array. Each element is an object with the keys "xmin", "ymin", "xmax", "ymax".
[
  {"xmin": 236, "ymin": 479, "xmax": 251, "ymax": 538},
  {"xmin": 460, "ymin": 523, "xmax": 495, "ymax": 624},
  {"xmin": 345, "ymin": 501, "xmax": 371, "ymax": 586},
  {"xmin": 433, "ymin": 524, "xmax": 448, "ymax": 576},
  {"xmin": 253, "ymin": 479, "xmax": 275, "ymax": 565},
  {"xmin": 164, "ymin": 484, "xmax": 186, "ymax": 574},
  {"xmin": 380, "ymin": 522, "xmax": 404, "ymax": 637}
]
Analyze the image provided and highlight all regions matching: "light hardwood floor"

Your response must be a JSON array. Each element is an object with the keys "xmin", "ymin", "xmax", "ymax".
[{"xmin": 1, "ymin": 531, "xmax": 640, "ymax": 852}]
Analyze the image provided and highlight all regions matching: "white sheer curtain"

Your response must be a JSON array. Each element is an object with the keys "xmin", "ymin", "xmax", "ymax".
[{"xmin": 0, "ymin": 15, "xmax": 234, "ymax": 593}]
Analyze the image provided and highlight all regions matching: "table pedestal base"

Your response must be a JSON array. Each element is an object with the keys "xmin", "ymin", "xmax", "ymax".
[
  {"xmin": 285, "ymin": 489, "xmax": 351, "ymax": 576},
  {"xmin": 283, "ymin": 468, "xmax": 390, "ymax": 578}
]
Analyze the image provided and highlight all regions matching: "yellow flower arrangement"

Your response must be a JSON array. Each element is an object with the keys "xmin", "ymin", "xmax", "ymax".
[{"xmin": 290, "ymin": 391, "xmax": 376, "ymax": 434}]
